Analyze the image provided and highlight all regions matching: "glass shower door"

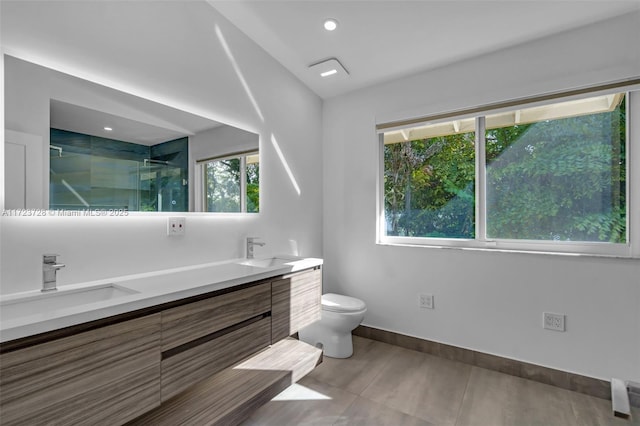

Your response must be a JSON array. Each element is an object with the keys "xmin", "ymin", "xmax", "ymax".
[
  {"xmin": 139, "ymin": 160, "xmax": 187, "ymax": 212},
  {"xmin": 50, "ymin": 150, "xmax": 140, "ymax": 210}
]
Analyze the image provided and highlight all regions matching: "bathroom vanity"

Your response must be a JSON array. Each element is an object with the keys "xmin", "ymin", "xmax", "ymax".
[{"xmin": 0, "ymin": 257, "xmax": 323, "ymax": 425}]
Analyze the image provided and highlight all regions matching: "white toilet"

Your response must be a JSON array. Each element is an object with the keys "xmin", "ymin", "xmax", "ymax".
[{"xmin": 299, "ymin": 293, "xmax": 367, "ymax": 358}]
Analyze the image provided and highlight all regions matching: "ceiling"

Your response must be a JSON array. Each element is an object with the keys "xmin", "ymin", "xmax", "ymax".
[
  {"xmin": 40, "ymin": 59, "xmax": 223, "ymax": 146},
  {"xmin": 51, "ymin": 100, "xmax": 205, "ymax": 146},
  {"xmin": 211, "ymin": 0, "xmax": 640, "ymax": 99}
]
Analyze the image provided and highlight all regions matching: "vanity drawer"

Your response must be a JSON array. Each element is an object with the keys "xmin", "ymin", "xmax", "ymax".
[
  {"xmin": 0, "ymin": 313, "xmax": 161, "ymax": 426},
  {"xmin": 272, "ymin": 268, "xmax": 322, "ymax": 342},
  {"xmin": 161, "ymin": 282, "xmax": 271, "ymax": 351},
  {"xmin": 161, "ymin": 316, "xmax": 271, "ymax": 401}
]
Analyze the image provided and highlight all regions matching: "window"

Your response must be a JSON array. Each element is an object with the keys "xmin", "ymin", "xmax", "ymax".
[
  {"xmin": 198, "ymin": 151, "xmax": 259, "ymax": 213},
  {"xmin": 383, "ymin": 119, "xmax": 475, "ymax": 238},
  {"xmin": 484, "ymin": 94, "xmax": 625, "ymax": 243},
  {"xmin": 380, "ymin": 89, "xmax": 634, "ymax": 256}
]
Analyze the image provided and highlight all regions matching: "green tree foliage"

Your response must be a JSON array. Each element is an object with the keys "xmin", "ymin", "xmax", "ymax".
[
  {"xmin": 384, "ymin": 97, "xmax": 626, "ymax": 243},
  {"xmin": 384, "ymin": 132, "xmax": 475, "ymax": 238},
  {"xmin": 206, "ymin": 158, "xmax": 241, "ymax": 212},
  {"xmin": 205, "ymin": 157, "xmax": 260, "ymax": 213},
  {"xmin": 486, "ymin": 102, "xmax": 626, "ymax": 243}
]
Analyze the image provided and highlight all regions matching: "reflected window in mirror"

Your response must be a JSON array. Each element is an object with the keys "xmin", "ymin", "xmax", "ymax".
[{"xmin": 198, "ymin": 151, "xmax": 259, "ymax": 213}]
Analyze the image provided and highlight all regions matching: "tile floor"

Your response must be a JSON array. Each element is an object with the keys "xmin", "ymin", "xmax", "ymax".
[{"xmin": 242, "ymin": 336, "xmax": 639, "ymax": 426}]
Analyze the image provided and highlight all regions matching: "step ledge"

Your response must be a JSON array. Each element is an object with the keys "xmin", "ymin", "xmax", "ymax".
[{"xmin": 127, "ymin": 338, "xmax": 322, "ymax": 426}]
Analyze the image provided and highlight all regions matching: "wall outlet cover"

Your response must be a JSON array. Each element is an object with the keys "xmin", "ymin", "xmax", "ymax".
[
  {"xmin": 543, "ymin": 312, "xmax": 565, "ymax": 332},
  {"xmin": 167, "ymin": 217, "xmax": 186, "ymax": 236},
  {"xmin": 419, "ymin": 294, "xmax": 434, "ymax": 309}
]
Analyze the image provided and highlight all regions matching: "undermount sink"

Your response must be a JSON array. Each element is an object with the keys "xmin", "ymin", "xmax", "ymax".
[
  {"xmin": 237, "ymin": 257, "xmax": 294, "ymax": 268},
  {"xmin": 0, "ymin": 284, "xmax": 139, "ymax": 321}
]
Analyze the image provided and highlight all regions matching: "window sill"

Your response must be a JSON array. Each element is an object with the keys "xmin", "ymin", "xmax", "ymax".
[{"xmin": 377, "ymin": 239, "xmax": 638, "ymax": 260}]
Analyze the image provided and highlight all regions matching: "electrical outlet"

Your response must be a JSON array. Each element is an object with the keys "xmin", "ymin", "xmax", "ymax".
[
  {"xmin": 543, "ymin": 312, "xmax": 565, "ymax": 332},
  {"xmin": 419, "ymin": 294, "xmax": 434, "ymax": 309},
  {"xmin": 167, "ymin": 217, "xmax": 186, "ymax": 236}
]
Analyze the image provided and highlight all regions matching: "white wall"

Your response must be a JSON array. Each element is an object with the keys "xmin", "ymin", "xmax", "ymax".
[
  {"xmin": 191, "ymin": 125, "xmax": 259, "ymax": 162},
  {"xmin": 2, "ymin": 0, "xmax": 638, "ymax": 383},
  {"xmin": 323, "ymin": 13, "xmax": 640, "ymax": 382},
  {"xmin": 1, "ymin": 1, "xmax": 322, "ymax": 293}
]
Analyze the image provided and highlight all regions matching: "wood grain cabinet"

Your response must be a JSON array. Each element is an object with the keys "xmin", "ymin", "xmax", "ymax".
[
  {"xmin": 161, "ymin": 282, "xmax": 271, "ymax": 351},
  {"xmin": 0, "ymin": 266, "xmax": 322, "ymax": 426},
  {"xmin": 161, "ymin": 316, "xmax": 271, "ymax": 401},
  {"xmin": 272, "ymin": 267, "xmax": 322, "ymax": 342},
  {"xmin": 0, "ymin": 314, "xmax": 161, "ymax": 426}
]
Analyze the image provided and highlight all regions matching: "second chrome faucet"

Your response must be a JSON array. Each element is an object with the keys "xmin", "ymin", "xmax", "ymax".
[
  {"xmin": 246, "ymin": 237, "xmax": 265, "ymax": 259},
  {"xmin": 42, "ymin": 254, "xmax": 65, "ymax": 292}
]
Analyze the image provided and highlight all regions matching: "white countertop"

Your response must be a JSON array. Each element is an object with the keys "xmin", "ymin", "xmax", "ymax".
[{"xmin": 0, "ymin": 256, "xmax": 323, "ymax": 343}]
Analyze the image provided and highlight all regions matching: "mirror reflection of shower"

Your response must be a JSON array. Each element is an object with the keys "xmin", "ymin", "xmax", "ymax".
[
  {"xmin": 49, "ymin": 129, "xmax": 189, "ymax": 212},
  {"xmin": 139, "ymin": 158, "xmax": 186, "ymax": 212},
  {"xmin": 49, "ymin": 144, "xmax": 91, "ymax": 208}
]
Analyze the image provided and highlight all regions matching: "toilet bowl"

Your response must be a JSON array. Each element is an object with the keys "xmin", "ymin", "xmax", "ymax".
[{"xmin": 299, "ymin": 293, "xmax": 366, "ymax": 358}]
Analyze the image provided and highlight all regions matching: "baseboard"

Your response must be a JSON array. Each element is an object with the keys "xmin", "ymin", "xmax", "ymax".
[{"xmin": 354, "ymin": 325, "xmax": 628, "ymax": 404}]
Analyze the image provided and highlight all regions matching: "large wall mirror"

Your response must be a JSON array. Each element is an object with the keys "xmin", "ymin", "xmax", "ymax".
[{"xmin": 4, "ymin": 55, "xmax": 259, "ymax": 214}]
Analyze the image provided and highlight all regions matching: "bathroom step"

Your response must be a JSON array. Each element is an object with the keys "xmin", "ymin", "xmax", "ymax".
[{"xmin": 126, "ymin": 337, "xmax": 323, "ymax": 426}]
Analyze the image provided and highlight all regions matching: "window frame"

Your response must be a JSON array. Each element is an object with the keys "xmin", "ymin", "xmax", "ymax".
[
  {"xmin": 377, "ymin": 85, "xmax": 640, "ymax": 258},
  {"xmin": 195, "ymin": 150, "xmax": 259, "ymax": 213}
]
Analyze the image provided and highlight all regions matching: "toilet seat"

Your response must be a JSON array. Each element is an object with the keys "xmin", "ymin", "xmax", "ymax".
[{"xmin": 321, "ymin": 293, "xmax": 366, "ymax": 313}]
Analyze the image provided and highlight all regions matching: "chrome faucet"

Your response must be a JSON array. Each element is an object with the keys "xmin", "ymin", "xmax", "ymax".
[
  {"xmin": 42, "ymin": 254, "xmax": 65, "ymax": 292},
  {"xmin": 246, "ymin": 237, "xmax": 265, "ymax": 259}
]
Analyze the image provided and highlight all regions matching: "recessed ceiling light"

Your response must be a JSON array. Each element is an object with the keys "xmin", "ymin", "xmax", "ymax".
[
  {"xmin": 104, "ymin": 127, "xmax": 113, "ymax": 131},
  {"xmin": 324, "ymin": 19, "xmax": 338, "ymax": 31},
  {"xmin": 321, "ymin": 69, "xmax": 338, "ymax": 78}
]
